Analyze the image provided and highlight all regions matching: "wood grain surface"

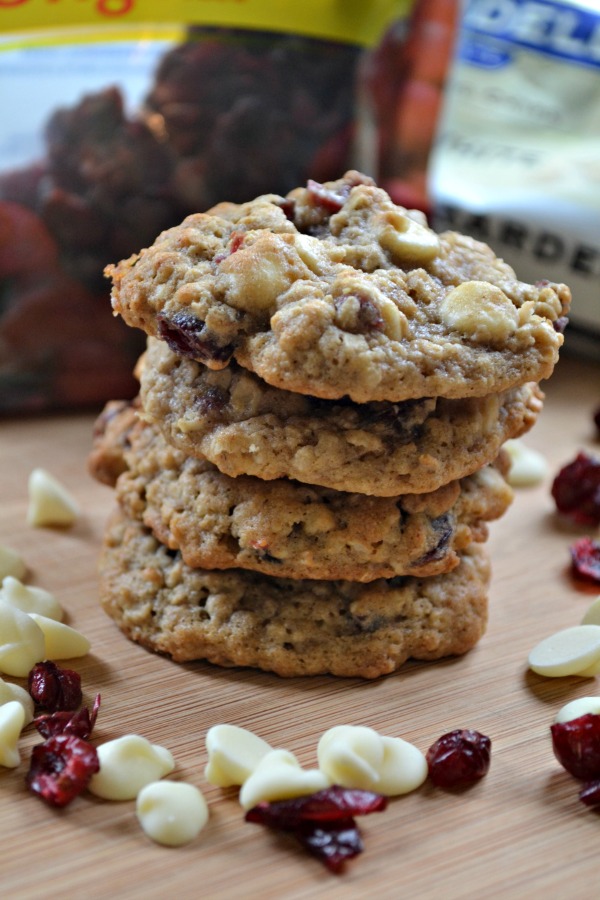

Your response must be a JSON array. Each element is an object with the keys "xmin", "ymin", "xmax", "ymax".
[{"xmin": 1, "ymin": 353, "xmax": 599, "ymax": 900}]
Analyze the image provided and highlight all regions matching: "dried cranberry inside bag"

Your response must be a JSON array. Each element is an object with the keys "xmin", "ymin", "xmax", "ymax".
[{"xmin": 0, "ymin": 6, "xmax": 413, "ymax": 413}]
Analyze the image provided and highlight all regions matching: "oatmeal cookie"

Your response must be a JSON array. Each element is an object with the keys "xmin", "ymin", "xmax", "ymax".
[
  {"xmin": 98, "ymin": 508, "xmax": 491, "ymax": 678},
  {"xmin": 139, "ymin": 337, "xmax": 542, "ymax": 495},
  {"xmin": 91, "ymin": 408, "xmax": 512, "ymax": 581},
  {"xmin": 87, "ymin": 398, "xmax": 140, "ymax": 487},
  {"xmin": 107, "ymin": 171, "xmax": 569, "ymax": 403}
]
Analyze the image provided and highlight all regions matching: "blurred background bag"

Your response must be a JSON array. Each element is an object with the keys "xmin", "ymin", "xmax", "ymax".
[
  {"xmin": 0, "ymin": 0, "xmax": 415, "ymax": 413},
  {"xmin": 427, "ymin": 0, "xmax": 600, "ymax": 359}
]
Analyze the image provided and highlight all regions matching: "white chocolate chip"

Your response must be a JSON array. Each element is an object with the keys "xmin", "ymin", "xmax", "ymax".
[
  {"xmin": 27, "ymin": 468, "xmax": 80, "ymax": 527},
  {"xmin": 239, "ymin": 748, "xmax": 330, "ymax": 811},
  {"xmin": 378, "ymin": 296, "xmax": 410, "ymax": 341},
  {"xmin": 503, "ymin": 439, "xmax": 548, "ymax": 487},
  {"xmin": 0, "ymin": 701, "xmax": 25, "ymax": 768},
  {"xmin": 528, "ymin": 625, "xmax": 600, "ymax": 677},
  {"xmin": 317, "ymin": 725, "xmax": 382, "ymax": 789},
  {"xmin": 88, "ymin": 735, "xmax": 175, "ymax": 800},
  {"xmin": 0, "ymin": 677, "xmax": 34, "ymax": 725},
  {"xmin": 581, "ymin": 596, "xmax": 600, "ymax": 627},
  {"xmin": 28, "ymin": 614, "xmax": 90, "ymax": 659},
  {"xmin": 439, "ymin": 281, "xmax": 519, "ymax": 345},
  {"xmin": 377, "ymin": 209, "xmax": 440, "ymax": 264},
  {"xmin": 575, "ymin": 657, "xmax": 600, "ymax": 677},
  {"xmin": 0, "ymin": 577, "xmax": 63, "ymax": 621},
  {"xmin": 0, "ymin": 602, "xmax": 45, "ymax": 677},
  {"xmin": 136, "ymin": 781, "xmax": 209, "ymax": 846},
  {"xmin": 0, "ymin": 545, "xmax": 26, "ymax": 581},
  {"xmin": 204, "ymin": 723, "xmax": 272, "ymax": 787},
  {"xmin": 293, "ymin": 233, "xmax": 328, "ymax": 275},
  {"xmin": 554, "ymin": 697, "xmax": 600, "ymax": 723},
  {"xmin": 317, "ymin": 725, "xmax": 427, "ymax": 796}
]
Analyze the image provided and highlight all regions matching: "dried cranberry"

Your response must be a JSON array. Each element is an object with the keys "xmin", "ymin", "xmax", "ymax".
[
  {"xmin": 306, "ymin": 179, "xmax": 350, "ymax": 212},
  {"xmin": 157, "ymin": 311, "xmax": 234, "ymax": 364},
  {"xmin": 245, "ymin": 786, "xmax": 386, "ymax": 872},
  {"xmin": 579, "ymin": 780, "xmax": 600, "ymax": 806},
  {"xmin": 295, "ymin": 819, "xmax": 363, "ymax": 873},
  {"xmin": 214, "ymin": 230, "xmax": 245, "ymax": 264},
  {"xmin": 551, "ymin": 452, "xmax": 600, "ymax": 527},
  {"xmin": 426, "ymin": 729, "xmax": 491, "ymax": 788},
  {"xmin": 570, "ymin": 537, "xmax": 600, "ymax": 583},
  {"xmin": 245, "ymin": 786, "xmax": 387, "ymax": 830},
  {"xmin": 306, "ymin": 173, "xmax": 371, "ymax": 213},
  {"xmin": 28, "ymin": 661, "xmax": 82, "ymax": 712},
  {"xmin": 553, "ymin": 316, "xmax": 568, "ymax": 334},
  {"xmin": 26, "ymin": 734, "xmax": 99, "ymax": 807},
  {"xmin": 412, "ymin": 514, "xmax": 452, "ymax": 566},
  {"xmin": 34, "ymin": 694, "xmax": 101, "ymax": 740},
  {"xmin": 551, "ymin": 714, "xmax": 600, "ymax": 779},
  {"xmin": 276, "ymin": 198, "xmax": 295, "ymax": 221}
]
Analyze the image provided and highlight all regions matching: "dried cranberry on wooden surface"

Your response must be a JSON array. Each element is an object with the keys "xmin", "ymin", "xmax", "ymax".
[
  {"xmin": 28, "ymin": 661, "xmax": 82, "ymax": 712},
  {"xmin": 426, "ymin": 729, "xmax": 491, "ymax": 788},
  {"xmin": 551, "ymin": 452, "xmax": 600, "ymax": 528},
  {"xmin": 245, "ymin": 786, "xmax": 387, "ymax": 873},
  {"xmin": 570, "ymin": 538, "xmax": 600, "ymax": 584},
  {"xmin": 551, "ymin": 714, "xmax": 600, "ymax": 780},
  {"xmin": 579, "ymin": 780, "xmax": 600, "ymax": 807},
  {"xmin": 26, "ymin": 734, "xmax": 99, "ymax": 807},
  {"xmin": 34, "ymin": 694, "xmax": 101, "ymax": 740}
]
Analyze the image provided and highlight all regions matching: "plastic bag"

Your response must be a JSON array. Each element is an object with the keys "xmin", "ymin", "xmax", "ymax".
[
  {"xmin": 428, "ymin": 0, "xmax": 600, "ymax": 356},
  {"xmin": 0, "ymin": 0, "xmax": 414, "ymax": 413}
]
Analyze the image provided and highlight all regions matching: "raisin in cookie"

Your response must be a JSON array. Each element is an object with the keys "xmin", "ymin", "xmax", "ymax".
[
  {"xmin": 138, "ymin": 337, "xmax": 542, "ymax": 496},
  {"xmin": 90, "ymin": 407, "xmax": 512, "ymax": 581},
  {"xmin": 98, "ymin": 508, "xmax": 490, "ymax": 678},
  {"xmin": 107, "ymin": 171, "xmax": 569, "ymax": 403}
]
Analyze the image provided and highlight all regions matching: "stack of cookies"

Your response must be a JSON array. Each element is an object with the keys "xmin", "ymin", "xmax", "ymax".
[{"xmin": 89, "ymin": 172, "xmax": 570, "ymax": 678}]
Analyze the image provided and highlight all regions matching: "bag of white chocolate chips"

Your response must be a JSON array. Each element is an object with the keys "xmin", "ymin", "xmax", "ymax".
[{"xmin": 428, "ymin": 0, "xmax": 600, "ymax": 358}]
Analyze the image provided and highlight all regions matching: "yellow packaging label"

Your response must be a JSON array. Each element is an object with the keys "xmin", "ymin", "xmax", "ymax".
[{"xmin": 0, "ymin": 0, "xmax": 411, "ymax": 47}]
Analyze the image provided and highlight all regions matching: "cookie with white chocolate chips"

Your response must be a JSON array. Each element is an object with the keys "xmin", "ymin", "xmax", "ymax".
[
  {"xmin": 138, "ymin": 337, "xmax": 542, "ymax": 496},
  {"xmin": 90, "ymin": 405, "xmax": 512, "ymax": 581},
  {"xmin": 98, "ymin": 508, "xmax": 491, "ymax": 678},
  {"xmin": 107, "ymin": 171, "xmax": 570, "ymax": 403}
]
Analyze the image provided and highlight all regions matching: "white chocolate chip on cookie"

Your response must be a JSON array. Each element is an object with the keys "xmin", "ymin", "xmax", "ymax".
[
  {"xmin": 377, "ymin": 209, "xmax": 440, "ymax": 264},
  {"xmin": 439, "ymin": 282, "xmax": 519, "ymax": 345}
]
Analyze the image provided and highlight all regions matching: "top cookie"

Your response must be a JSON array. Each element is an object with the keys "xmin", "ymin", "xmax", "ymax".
[{"xmin": 107, "ymin": 171, "xmax": 570, "ymax": 403}]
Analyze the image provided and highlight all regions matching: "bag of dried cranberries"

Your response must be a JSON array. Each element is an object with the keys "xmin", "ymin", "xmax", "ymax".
[{"xmin": 0, "ymin": 0, "xmax": 415, "ymax": 413}]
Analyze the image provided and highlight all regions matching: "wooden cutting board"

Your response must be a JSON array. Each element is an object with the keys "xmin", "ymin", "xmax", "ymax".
[{"xmin": 1, "ymin": 353, "xmax": 599, "ymax": 900}]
